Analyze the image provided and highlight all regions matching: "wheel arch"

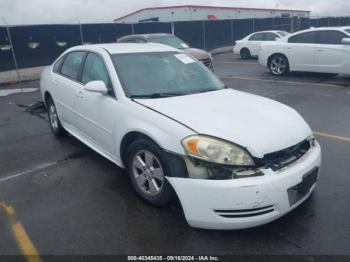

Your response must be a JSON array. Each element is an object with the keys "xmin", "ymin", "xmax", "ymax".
[
  {"xmin": 44, "ymin": 91, "xmax": 53, "ymax": 109},
  {"xmin": 240, "ymin": 47, "xmax": 250, "ymax": 54},
  {"xmin": 120, "ymin": 131, "xmax": 161, "ymax": 167}
]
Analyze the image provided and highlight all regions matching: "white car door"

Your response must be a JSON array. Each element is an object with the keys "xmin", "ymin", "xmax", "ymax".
[
  {"xmin": 53, "ymin": 51, "xmax": 86, "ymax": 132},
  {"xmin": 313, "ymin": 30, "xmax": 350, "ymax": 74},
  {"xmin": 247, "ymin": 33, "xmax": 265, "ymax": 56},
  {"xmin": 75, "ymin": 52, "xmax": 117, "ymax": 156},
  {"xmin": 285, "ymin": 31, "xmax": 317, "ymax": 72}
]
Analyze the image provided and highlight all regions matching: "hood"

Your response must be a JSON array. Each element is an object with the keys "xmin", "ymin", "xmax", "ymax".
[
  {"xmin": 183, "ymin": 48, "xmax": 211, "ymax": 60},
  {"xmin": 136, "ymin": 89, "xmax": 312, "ymax": 158}
]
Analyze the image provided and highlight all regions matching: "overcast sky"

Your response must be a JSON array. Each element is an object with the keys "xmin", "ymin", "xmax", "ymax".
[{"xmin": 0, "ymin": 0, "xmax": 349, "ymax": 25}]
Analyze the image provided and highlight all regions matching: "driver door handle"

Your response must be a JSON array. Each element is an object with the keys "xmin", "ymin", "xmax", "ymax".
[{"xmin": 75, "ymin": 90, "xmax": 84, "ymax": 99}]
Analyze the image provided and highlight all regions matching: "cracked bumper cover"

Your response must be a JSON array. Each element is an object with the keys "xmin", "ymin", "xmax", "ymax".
[{"xmin": 167, "ymin": 142, "xmax": 321, "ymax": 230}]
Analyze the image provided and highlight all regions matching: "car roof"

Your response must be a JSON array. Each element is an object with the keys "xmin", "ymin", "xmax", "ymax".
[
  {"xmin": 120, "ymin": 33, "xmax": 173, "ymax": 40},
  {"xmin": 297, "ymin": 26, "xmax": 350, "ymax": 33},
  {"xmin": 68, "ymin": 43, "xmax": 179, "ymax": 55},
  {"xmin": 251, "ymin": 30, "xmax": 288, "ymax": 34},
  {"xmin": 285, "ymin": 26, "xmax": 350, "ymax": 38}
]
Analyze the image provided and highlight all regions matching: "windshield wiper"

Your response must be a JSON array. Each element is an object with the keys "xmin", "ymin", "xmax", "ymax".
[{"xmin": 130, "ymin": 92, "xmax": 186, "ymax": 99}]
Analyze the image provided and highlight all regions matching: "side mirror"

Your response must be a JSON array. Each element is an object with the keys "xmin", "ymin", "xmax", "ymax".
[
  {"xmin": 341, "ymin": 38, "xmax": 350, "ymax": 45},
  {"xmin": 85, "ymin": 80, "xmax": 108, "ymax": 94}
]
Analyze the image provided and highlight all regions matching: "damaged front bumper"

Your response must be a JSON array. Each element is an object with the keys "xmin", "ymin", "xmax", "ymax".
[{"xmin": 167, "ymin": 142, "xmax": 321, "ymax": 230}]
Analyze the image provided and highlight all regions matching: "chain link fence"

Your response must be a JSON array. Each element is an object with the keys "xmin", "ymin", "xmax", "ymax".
[{"xmin": 1, "ymin": 16, "xmax": 350, "ymax": 80}]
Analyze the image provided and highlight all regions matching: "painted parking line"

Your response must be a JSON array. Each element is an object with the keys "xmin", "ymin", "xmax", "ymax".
[
  {"xmin": 314, "ymin": 131, "xmax": 350, "ymax": 142},
  {"xmin": 0, "ymin": 162, "xmax": 58, "ymax": 184},
  {"xmin": 220, "ymin": 75, "xmax": 348, "ymax": 88},
  {"xmin": 0, "ymin": 202, "xmax": 42, "ymax": 262}
]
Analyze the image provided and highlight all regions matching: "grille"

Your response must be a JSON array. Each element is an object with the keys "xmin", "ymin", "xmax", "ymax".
[
  {"xmin": 257, "ymin": 140, "xmax": 312, "ymax": 171},
  {"xmin": 200, "ymin": 58, "xmax": 212, "ymax": 68},
  {"xmin": 214, "ymin": 205, "xmax": 275, "ymax": 218}
]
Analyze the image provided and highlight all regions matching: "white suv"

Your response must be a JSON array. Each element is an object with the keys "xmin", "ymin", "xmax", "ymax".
[
  {"xmin": 259, "ymin": 27, "xmax": 350, "ymax": 76},
  {"xmin": 41, "ymin": 43, "xmax": 321, "ymax": 230}
]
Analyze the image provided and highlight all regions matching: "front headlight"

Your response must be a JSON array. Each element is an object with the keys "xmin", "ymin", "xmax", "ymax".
[{"xmin": 182, "ymin": 135, "xmax": 255, "ymax": 166}]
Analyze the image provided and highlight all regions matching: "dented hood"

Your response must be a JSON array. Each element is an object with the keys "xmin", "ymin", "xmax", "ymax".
[{"xmin": 136, "ymin": 89, "xmax": 312, "ymax": 158}]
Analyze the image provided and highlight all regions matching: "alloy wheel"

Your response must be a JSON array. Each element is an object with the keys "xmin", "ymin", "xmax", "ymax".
[
  {"xmin": 49, "ymin": 103, "xmax": 59, "ymax": 130},
  {"xmin": 132, "ymin": 150, "xmax": 165, "ymax": 196},
  {"xmin": 270, "ymin": 56, "xmax": 287, "ymax": 75}
]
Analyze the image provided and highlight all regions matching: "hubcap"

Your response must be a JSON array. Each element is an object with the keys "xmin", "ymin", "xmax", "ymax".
[
  {"xmin": 271, "ymin": 57, "xmax": 286, "ymax": 75},
  {"xmin": 49, "ymin": 104, "xmax": 58, "ymax": 130},
  {"xmin": 132, "ymin": 150, "xmax": 164, "ymax": 196}
]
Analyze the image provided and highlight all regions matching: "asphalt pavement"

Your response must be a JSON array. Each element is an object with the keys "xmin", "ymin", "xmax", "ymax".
[{"xmin": 0, "ymin": 54, "xmax": 349, "ymax": 257}]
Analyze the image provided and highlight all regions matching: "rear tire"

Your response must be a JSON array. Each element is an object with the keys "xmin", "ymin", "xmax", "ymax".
[
  {"xmin": 47, "ymin": 97, "xmax": 66, "ymax": 137},
  {"xmin": 269, "ymin": 54, "xmax": 289, "ymax": 76},
  {"xmin": 240, "ymin": 48, "xmax": 251, "ymax": 59},
  {"xmin": 126, "ymin": 139, "xmax": 176, "ymax": 207}
]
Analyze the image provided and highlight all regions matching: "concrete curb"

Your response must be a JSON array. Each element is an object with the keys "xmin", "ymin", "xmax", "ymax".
[
  {"xmin": 210, "ymin": 46, "xmax": 234, "ymax": 55},
  {"xmin": 0, "ymin": 79, "xmax": 39, "ymax": 88}
]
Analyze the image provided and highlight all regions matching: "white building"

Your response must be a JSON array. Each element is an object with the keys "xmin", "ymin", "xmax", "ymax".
[{"xmin": 114, "ymin": 5, "xmax": 310, "ymax": 23}]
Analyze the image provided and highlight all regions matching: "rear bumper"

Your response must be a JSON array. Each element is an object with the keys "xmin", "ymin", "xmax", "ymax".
[
  {"xmin": 167, "ymin": 142, "xmax": 321, "ymax": 230},
  {"xmin": 233, "ymin": 46, "xmax": 241, "ymax": 55}
]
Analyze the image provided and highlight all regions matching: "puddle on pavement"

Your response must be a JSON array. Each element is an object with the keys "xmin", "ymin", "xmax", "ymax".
[{"xmin": 0, "ymin": 88, "xmax": 38, "ymax": 97}]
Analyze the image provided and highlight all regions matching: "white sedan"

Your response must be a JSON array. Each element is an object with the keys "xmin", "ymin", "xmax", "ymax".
[
  {"xmin": 41, "ymin": 43, "xmax": 321, "ymax": 230},
  {"xmin": 234, "ymin": 31, "xmax": 289, "ymax": 59},
  {"xmin": 259, "ymin": 27, "xmax": 350, "ymax": 76}
]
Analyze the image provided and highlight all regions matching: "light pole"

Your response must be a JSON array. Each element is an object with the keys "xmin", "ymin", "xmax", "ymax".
[
  {"xmin": 2, "ymin": 17, "xmax": 21, "ymax": 83},
  {"xmin": 76, "ymin": 17, "xmax": 84, "ymax": 45}
]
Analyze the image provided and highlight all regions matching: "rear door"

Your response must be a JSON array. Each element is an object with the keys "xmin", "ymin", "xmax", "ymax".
[
  {"xmin": 285, "ymin": 31, "xmax": 317, "ymax": 71},
  {"xmin": 247, "ymin": 33, "xmax": 265, "ymax": 56},
  {"xmin": 52, "ymin": 51, "xmax": 86, "ymax": 131},
  {"xmin": 313, "ymin": 30, "xmax": 350, "ymax": 74}
]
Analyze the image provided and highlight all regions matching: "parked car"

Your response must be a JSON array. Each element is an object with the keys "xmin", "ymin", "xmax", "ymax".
[
  {"xmin": 41, "ymin": 43, "xmax": 321, "ymax": 230},
  {"xmin": 259, "ymin": 27, "xmax": 350, "ymax": 76},
  {"xmin": 234, "ymin": 31, "xmax": 290, "ymax": 59},
  {"xmin": 118, "ymin": 33, "xmax": 213, "ymax": 70}
]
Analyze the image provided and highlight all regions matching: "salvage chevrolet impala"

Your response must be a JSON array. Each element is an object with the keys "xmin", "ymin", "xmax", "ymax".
[{"xmin": 40, "ymin": 43, "xmax": 322, "ymax": 230}]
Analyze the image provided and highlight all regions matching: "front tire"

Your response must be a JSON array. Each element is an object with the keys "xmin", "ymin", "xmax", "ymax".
[
  {"xmin": 47, "ymin": 97, "xmax": 66, "ymax": 137},
  {"xmin": 126, "ymin": 139, "xmax": 175, "ymax": 207},
  {"xmin": 269, "ymin": 54, "xmax": 289, "ymax": 76}
]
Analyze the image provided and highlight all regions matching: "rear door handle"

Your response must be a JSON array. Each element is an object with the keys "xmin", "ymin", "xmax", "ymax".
[{"xmin": 317, "ymin": 49, "xmax": 324, "ymax": 52}]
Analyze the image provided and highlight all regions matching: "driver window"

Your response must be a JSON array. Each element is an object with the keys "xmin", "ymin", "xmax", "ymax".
[{"xmin": 82, "ymin": 53, "xmax": 114, "ymax": 96}]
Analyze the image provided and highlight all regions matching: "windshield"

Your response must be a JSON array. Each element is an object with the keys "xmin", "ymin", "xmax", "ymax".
[
  {"xmin": 277, "ymin": 31, "xmax": 289, "ymax": 37},
  {"xmin": 149, "ymin": 36, "xmax": 189, "ymax": 49},
  {"xmin": 112, "ymin": 52, "xmax": 224, "ymax": 98}
]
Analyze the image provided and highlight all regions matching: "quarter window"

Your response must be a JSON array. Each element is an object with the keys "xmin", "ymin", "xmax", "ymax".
[
  {"xmin": 249, "ymin": 33, "xmax": 264, "ymax": 41},
  {"xmin": 61, "ymin": 52, "xmax": 85, "ymax": 80},
  {"xmin": 318, "ymin": 31, "xmax": 347, "ymax": 45},
  {"xmin": 288, "ymin": 32, "xmax": 317, "ymax": 44}
]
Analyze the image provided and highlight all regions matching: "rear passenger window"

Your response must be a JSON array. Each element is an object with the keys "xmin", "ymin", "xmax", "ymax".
[
  {"xmin": 289, "ymin": 32, "xmax": 317, "ymax": 44},
  {"xmin": 61, "ymin": 52, "xmax": 85, "ymax": 80},
  {"xmin": 122, "ymin": 38, "xmax": 147, "ymax": 43},
  {"xmin": 319, "ymin": 31, "xmax": 347, "ymax": 45},
  {"xmin": 249, "ymin": 33, "xmax": 264, "ymax": 41},
  {"xmin": 264, "ymin": 33, "xmax": 279, "ymax": 41}
]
